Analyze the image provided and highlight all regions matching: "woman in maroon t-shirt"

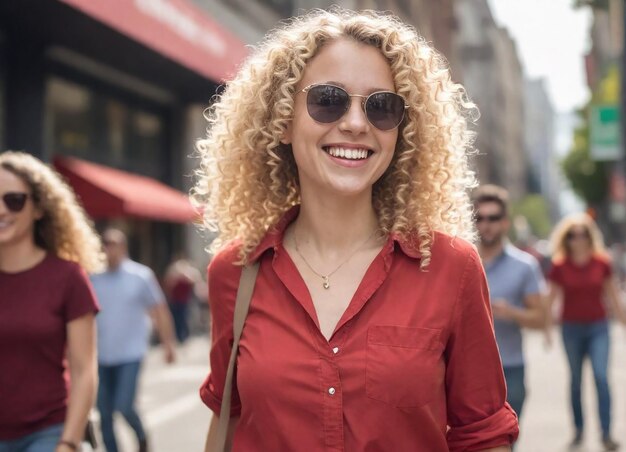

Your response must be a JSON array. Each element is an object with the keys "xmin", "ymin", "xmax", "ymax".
[
  {"xmin": 0, "ymin": 151, "xmax": 104, "ymax": 452},
  {"xmin": 547, "ymin": 213, "xmax": 626, "ymax": 451}
]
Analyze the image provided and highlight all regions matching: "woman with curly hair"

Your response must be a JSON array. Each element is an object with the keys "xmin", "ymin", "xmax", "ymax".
[
  {"xmin": 0, "ymin": 151, "xmax": 103, "ymax": 452},
  {"xmin": 546, "ymin": 213, "xmax": 625, "ymax": 451},
  {"xmin": 195, "ymin": 8, "xmax": 518, "ymax": 451}
]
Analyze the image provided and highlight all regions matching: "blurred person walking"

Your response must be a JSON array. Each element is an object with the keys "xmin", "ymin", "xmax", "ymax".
[
  {"xmin": 472, "ymin": 185, "xmax": 545, "ymax": 425},
  {"xmin": 90, "ymin": 229, "xmax": 176, "ymax": 452},
  {"xmin": 163, "ymin": 255, "xmax": 202, "ymax": 344},
  {"xmin": 546, "ymin": 213, "xmax": 626, "ymax": 450},
  {"xmin": 195, "ymin": 8, "xmax": 517, "ymax": 452},
  {"xmin": 0, "ymin": 151, "xmax": 102, "ymax": 452}
]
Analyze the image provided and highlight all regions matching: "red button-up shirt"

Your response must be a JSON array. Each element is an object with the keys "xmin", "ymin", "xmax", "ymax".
[{"xmin": 200, "ymin": 208, "xmax": 518, "ymax": 451}]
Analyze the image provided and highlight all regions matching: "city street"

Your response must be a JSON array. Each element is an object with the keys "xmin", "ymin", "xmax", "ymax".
[
  {"xmin": 113, "ymin": 337, "xmax": 212, "ymax": 452},
  {"xmin": 109, "ymin": 325, "xmax": 626, "ymax": 452},
  {"xmin": 517, "ymin": 326, "xmax": 626, "ymax": 452}
]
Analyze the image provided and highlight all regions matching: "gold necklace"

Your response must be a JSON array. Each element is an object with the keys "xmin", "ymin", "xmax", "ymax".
[{"xmin": 293, "ymin": 228, "xmax": 377, "ymax": 290}]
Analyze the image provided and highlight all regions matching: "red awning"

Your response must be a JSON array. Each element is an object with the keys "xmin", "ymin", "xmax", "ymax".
[
  {"xmin": 53, "ymin": 156, "xmax": 199, "ymax": 223},
  {"xmin": 57, "ymin": 0, "xmax": 248, "ymax": 82}
]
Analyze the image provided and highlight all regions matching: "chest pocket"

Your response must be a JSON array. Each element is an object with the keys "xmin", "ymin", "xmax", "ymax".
[{"xmin": 366, "ymin": 325, "xmax": 444, "ymax": 408}]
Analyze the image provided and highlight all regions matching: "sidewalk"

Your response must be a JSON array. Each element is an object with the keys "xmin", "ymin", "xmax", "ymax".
[{"xmin": 516, "ymin": 326, "xmax": 626, "ymax": 452}]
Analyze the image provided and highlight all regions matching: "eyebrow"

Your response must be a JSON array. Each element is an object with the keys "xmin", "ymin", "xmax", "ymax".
[{"xmin": 323, "ymin": 81, "xmax": 395, "ymax": 94}]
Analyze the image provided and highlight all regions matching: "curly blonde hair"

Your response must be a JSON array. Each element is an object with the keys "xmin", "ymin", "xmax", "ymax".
[
  {"xmin": 0, "ymin": 151, "xmax": 105, "ymax": 273},
  {"xmin": 549, "ymin": 212, "xmax": 608, "ymax": 263},
  {"xmin": 193, "ymin": 8, "xmax": 478, "ymax": 268}
]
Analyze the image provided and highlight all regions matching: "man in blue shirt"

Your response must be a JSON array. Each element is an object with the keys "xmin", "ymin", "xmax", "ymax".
[
  {"xmin": 91, "ymin": 228, "xmax": 176, "ymax": 452},
  {"xmin": 472, "ymin": 185, "xmax": 545, "ymax": 422}
]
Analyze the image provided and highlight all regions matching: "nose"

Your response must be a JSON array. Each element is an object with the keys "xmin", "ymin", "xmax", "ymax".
[{"xmin": 338, "ymin": 97, "xmax": 370, "ymax": 135}]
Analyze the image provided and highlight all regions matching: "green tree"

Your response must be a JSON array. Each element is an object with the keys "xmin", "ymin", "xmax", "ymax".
[
  {"xmin": 562, "ymin": 108, "xmax": 609, "ymax": 206},
  {"xmin": 561, "ymin": 65, "xmax": 618, "ymax": 207},
  {"xmin": 511, "ymin": 194, "xmax": 553, "ymax": 239}
]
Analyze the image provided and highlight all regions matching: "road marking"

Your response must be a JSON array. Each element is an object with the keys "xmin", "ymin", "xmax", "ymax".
[{"xmin": 145, "ymin": 393, "xmax": 203, "ymax": 428}]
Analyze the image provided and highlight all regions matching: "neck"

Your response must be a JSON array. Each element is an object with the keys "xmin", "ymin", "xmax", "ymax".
[
  {"xmin": 293, "ymin": 188, "xmax": 380, "ymax": 258},
  {"xmin": 108, "ymin": 257, "xmax": 126, "ymax": 271},
  {"xmin": 0, "ymin": 239, "xmax": 46, "ymax": 272},
  {"xmin": 478, "ymin": 240, "xmax": 505, "ymax": 264}
]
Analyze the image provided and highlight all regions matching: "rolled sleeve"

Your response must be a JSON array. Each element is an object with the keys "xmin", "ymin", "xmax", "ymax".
[
  {"xmin": 198, "ymin": 245, "xmax": 243, "ymax": 418},
  {"xmin": 445, "ymin": 250, "xmax": 519, "ymax": 451}
]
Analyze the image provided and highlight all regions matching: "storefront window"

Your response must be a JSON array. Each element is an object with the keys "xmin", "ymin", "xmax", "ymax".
[
  {"xmin": 46, "ymin": 77, "xmax": 166, "ymax": 178},
  {"xmin": 46, "ymin": 78, "xmax": 93, "ymax": 158}
]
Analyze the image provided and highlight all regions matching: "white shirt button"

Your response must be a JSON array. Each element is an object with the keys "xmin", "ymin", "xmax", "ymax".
[
  {"xmin": 328, "ymin": 387, "xmax": 336, "ymax": 395},
  {"xmin": 332, "ymin": 347, "xmax": 339, "ymax": 354}
]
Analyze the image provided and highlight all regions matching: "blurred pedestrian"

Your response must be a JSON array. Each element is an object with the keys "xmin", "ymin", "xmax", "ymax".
[
  {"xmin": 194, "ymin": 8, "xmax": 517, "ymax": 452},
  {"xmin": 163, "ymin": 255, "xmax": 202, "ymax": 344},
  {"xmin": 473, "ymin": 185, "xmax": 546, "ymax": 425},
  {"xmin": 546, "ymin": 213, "xmax": 626, "ymax": 450},
  {"xmin": 0, "ymin": 151, "xmax": 103, "ymax": 452},
  {"xmin": 90, "ymin": 228, "xmax": 176, "ymax": 452}
]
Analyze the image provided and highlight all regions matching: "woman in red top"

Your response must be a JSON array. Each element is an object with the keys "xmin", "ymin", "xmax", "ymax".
[
  {"xmin": 0, "ymin": 152, "xmax": 103, "ymax": 452},
  {"xmin": 546, "ymin": 213, "xmax": 626, "ymax": 450},
  {"xmin": 194, "ymin": 9, "xmax": 518, "ymax": 451}
]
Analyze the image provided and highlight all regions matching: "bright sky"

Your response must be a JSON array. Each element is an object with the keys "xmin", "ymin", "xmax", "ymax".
[{"xmin": 487, "ymin": 0, "xmax": 592, "ymax": 113}]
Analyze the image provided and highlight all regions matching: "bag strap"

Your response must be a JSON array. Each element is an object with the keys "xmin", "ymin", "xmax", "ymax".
[{"xmin": 214, "ymin": 262, "xmax": 260, "ymax": 452}]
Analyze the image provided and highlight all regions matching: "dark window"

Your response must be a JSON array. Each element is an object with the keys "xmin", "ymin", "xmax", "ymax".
[{"xmin": 45, "ymin": 77, "xmax": 166, "ymax": 178}]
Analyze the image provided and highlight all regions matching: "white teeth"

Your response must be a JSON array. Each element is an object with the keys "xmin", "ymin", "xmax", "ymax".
[{"xmin": 326, "ymin": 147, "xmax": 370, "ymax": 160}]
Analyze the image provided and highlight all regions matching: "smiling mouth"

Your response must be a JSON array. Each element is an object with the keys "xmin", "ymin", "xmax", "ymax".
[{"xmin": 322, "ymin": 146, "xmax": 373, "ymax": 161}]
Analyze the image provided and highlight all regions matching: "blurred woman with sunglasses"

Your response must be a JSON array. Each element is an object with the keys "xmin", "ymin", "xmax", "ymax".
[
  {"xmin": 194, "ymin": 8, "xmax": 517, "ymax": 451},
  {"xmin": 0, "ymin": 151, "xmax": 103, "ymax": 452},
  {"xmin": 546, "ymin": 213, "xmax": 625, "ymax": 450}
]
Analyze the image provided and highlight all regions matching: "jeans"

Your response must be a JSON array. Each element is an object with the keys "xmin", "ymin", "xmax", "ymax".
[
  {"xmin": 97, "ymin": 360, "xmax": 146, "ymax": 452},
  {"xmin": 169, "ymin": 302, "xmax": 190, "ymax": 343},
  {"xmin": 561, "ymin": 320, "xmax": 612, "ymax": 437},
  {"xmin": 503, "ymin": 365, "xmax": 526, "ymax": 420},
  {"xmin": 0, "ymin": 423, "xmax": 63, "ymax": 452}
]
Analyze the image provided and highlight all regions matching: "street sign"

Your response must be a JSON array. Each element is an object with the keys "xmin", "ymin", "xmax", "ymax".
[{"xmin": 590, "ymin": 105, "xmax": 621, "ymax": 161}]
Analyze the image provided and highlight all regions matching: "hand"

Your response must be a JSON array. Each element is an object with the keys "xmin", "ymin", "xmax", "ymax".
[
  {"xmin": 163, "ymin": 343, "xmax": 176, "ymax": 364},
  {"xmin": 491, "ymin": 299, "xmax": 517, "ymax": 321}
]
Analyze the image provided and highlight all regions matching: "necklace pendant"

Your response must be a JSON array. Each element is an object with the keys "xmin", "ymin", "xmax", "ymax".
[{"xmin": 323, "ymin": 276, "xmax": 330, "ymax": 290}]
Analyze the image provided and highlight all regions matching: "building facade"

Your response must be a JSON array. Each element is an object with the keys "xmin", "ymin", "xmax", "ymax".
[
  {"xmin": 454, "ymin": 0, "xmax": 529, "ymax": 201},
  {"xmin": 0, "ymin": 0, "xmax": 247, "ymax": 273},
  {"xmin": 524, "ymin": 79, "xmax": 561, "ymax": 221}
]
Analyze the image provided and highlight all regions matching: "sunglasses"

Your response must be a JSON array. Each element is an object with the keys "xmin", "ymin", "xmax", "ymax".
[
  {"xmin": 566, "ymin": 230, "xmax": 589, "ymax": 240},
  {"xmin": 299, "ymin": 84, "xmax": 408, "ymax": 131},
  {"xmin": 475, "ymin": 213, "xmax": 504, "ymax": 223},
  {"xmin": 2, "ymin": 192, "xmax": 29, "ymax": 213}
]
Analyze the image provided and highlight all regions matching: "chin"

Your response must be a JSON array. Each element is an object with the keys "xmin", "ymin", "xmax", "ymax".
[{"xmin": 480, "ymin": 238, "xmax": 499, "ymax": 247}]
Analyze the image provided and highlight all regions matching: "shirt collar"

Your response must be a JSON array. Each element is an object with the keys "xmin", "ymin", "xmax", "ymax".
[{"xmin": 247, "ymin": 205, "xmax": 421, "ymax": 263}]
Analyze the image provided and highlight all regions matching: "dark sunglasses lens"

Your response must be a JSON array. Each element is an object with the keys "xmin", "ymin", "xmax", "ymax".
[
  {"xmin": 476, "ymin": 214, "xmax": 503, "ymax": 223},
  {"xmin": 3, "ymin": 193, "xmax": 28, "ymax": 212},
  {"xmin": 306, "ymin": 85, "xmax": 349, "ymax": 123},
  {"xmin": 567, "ymin": 231, "xmax": 588, "ymax": 240},
  {"xmin": 365, "ymin": 92, "xmax": 406, "ymax": 130}
]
